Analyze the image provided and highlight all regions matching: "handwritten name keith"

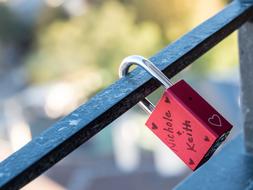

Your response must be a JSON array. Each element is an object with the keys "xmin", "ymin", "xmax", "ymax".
[{"xmin": 182, "ymin": 120, "xmax": 196, "ymax": 153}]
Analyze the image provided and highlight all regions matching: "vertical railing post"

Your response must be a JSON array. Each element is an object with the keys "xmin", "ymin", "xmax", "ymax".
[{"xmin": 239, "ymin": 0, "xmax": 253, "ymax": 154}]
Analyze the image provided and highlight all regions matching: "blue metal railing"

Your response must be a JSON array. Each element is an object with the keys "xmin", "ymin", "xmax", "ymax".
[{"xmin": 0, "ymin": 1, "xmax": 253, "ymax": 189}]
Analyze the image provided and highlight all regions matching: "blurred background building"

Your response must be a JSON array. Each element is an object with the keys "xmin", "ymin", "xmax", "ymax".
[{"xmin": 0, "ymin": 0, "xmax": 241, "ymax": 189}]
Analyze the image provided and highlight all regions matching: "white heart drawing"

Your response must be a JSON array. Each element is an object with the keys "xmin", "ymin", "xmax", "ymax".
[{"xmin": 208, "ymin": 114, "xmax": 222, "ymax": 127}]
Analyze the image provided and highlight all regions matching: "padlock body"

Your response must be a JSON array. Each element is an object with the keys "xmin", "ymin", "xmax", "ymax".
[{"xmin": 145, "ymin": 80, "xmax": 233, "ymax": 170}]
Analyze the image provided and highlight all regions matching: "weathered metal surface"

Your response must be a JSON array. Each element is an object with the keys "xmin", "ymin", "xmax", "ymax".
[
  {"xmin": 174, "ymin": 134, "xmax": 253, "ymax": 190},
  {"xmin": 0, "ymin": 1, "xmax": 253, "ymax": 189},
  {"xmin": 240, "ymin": 0, "xmax": 253, "ymax": 5},
  {"xmin": 239, "ymin": 21, "xmax": 253, "ymax": 154}
]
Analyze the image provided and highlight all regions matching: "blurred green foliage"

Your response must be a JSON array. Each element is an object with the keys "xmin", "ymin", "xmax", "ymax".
[
  {"xmin": 21, "ymin": 0, "xmax": 237, "ymax": 91},
  {"xmin": 26, "ymin": 1, "xmax": 162, "ymax": 84}
]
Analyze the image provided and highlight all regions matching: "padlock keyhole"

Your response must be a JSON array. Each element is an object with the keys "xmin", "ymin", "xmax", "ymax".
[{"xmin": 188, "ymin": 96, "xmax": 193, "ymax": 101}]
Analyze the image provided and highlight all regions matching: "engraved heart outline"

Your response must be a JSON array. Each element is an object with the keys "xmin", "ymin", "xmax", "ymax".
[
  {"xmin": 188, "ymin": 158, "xmax": 195, "ymax": 165},
  {"xmin": 208, "ymin": 114, "xmax": 222, "ymax": 127},
  {"xmin": 204, "ymin": 136, "xmax": 210, "ymax": 142},
  {"xmin": 151, "ymin": 122, "xmax": 158, "ymax": 130},
  {"xmin": 165, "ymin": 96, "xmax": 170, "ymax": 104}
]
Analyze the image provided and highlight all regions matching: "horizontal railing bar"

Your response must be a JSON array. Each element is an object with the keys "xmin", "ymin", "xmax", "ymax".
[{"xmin": 0, "ymin": 1, "xmax": 253, "ymax": 189}]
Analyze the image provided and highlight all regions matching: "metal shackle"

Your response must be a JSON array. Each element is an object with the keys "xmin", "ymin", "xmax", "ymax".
[{"xmin": 119, "ymin": 55, "xmax": 173, "ymax": 114}]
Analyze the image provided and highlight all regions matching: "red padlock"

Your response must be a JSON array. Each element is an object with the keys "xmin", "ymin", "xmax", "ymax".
[{"xmin": 120, "ymin": 55, "xmax": 233, "ymax": 170}]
